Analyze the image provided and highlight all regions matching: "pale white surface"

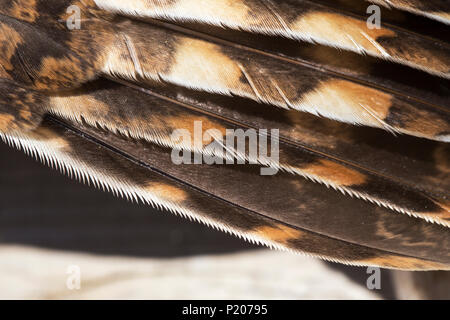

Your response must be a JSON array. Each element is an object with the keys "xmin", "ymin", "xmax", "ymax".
[{"xmin": 0, "ymin": 246, "xmax": 380, "ymax": 300}]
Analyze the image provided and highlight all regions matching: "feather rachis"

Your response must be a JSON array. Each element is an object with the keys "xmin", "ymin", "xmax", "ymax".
[{"xmin": 96, "ymin": 21, "xmax": 450, "ymax": 141}]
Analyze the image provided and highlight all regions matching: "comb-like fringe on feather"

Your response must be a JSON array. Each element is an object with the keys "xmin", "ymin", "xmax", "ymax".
[
  {"xmin": 47, "ymin": 80, "xmax": 450, "ymax": 227},
  {"xmin": 95, "ymin": 21, "xmax": 450, "ymax": 142},
  {"xmin": 1, "ymin": 120, "xmax": 448, "ymax": 271},
  {"xmin": 0, "ymin": 130, "xmax": 280, "ymax": 252}
]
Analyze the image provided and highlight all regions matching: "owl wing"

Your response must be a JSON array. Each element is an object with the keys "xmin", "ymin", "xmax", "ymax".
[{"xmin": 0, "ymin": 0, "xmax": 449, "ymax": 270}]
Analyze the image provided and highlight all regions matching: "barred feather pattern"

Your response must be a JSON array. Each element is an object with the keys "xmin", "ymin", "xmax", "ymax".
[{"xmin": 0, "ymin": 0, "xmax": 449, "ymax": 270}]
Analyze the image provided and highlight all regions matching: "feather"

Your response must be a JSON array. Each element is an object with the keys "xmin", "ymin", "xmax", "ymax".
[
  {"xmin": 0, "ymin": 0, "xmax": 449, "ymax": 270},
  {"xmin": 2, "ymin": 116, "xmax": 449, "ymax": 271},
  {"xmin": 93, "ymin": 0, "xmax": 450, "ymax": 78},
  {"xmin": 367, "ymin": 0, "xmax": 450, "ymax": 25}
]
